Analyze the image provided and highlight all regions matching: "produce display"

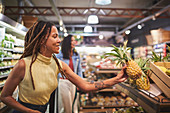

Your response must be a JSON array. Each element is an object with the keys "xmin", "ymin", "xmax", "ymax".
[
  {"xmin": 80, "ymin": 92, "xmax": 138, "ymax": 107},
  {"xmin": 151, "ymin": 46, "xmax": 170, "ymax": 76},
  {"xmin": 0, "ymin": 32, "xmax": 24, "ymax": 111},
  {"xmin": 1, "ymin": 34, "xmax": 15, "ymax": 49}
]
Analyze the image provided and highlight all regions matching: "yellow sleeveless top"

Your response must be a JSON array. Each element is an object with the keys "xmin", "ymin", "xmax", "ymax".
[{"xmin": 19, "ymin": 53, "xmax": 61, "ymax": 105}]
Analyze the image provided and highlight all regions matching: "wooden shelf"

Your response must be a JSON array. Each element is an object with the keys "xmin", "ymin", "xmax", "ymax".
[{"xmin": 115, "ymin": 83, "xmax": 170, "ymax": 113}]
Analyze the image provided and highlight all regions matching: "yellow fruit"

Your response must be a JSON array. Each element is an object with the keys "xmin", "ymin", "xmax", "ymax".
[
  {"xmin": 128, "ymin": 78, "xmax": 135, "ymax": 85},
  {"xmin": 136, "ymin": 76, "xmax": 150, "ymax": 90},
  {"xmin": 166, "ymin": 69, "xmax": 170, "ymax": 76},
  {"xmin": 157, "ymin": 66, "xmax": 167, "ymax": 73},
  {"xmin": 126, "ymin": 60, "xmax": 142, "ymax": 80}
]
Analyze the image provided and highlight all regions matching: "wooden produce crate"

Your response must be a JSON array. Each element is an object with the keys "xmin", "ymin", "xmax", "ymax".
[{"xmin": 149, "ymin": 62, "xmax": 170, "ymax": 98}]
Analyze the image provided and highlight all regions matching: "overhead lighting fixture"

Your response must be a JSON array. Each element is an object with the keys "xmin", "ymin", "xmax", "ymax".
[
  {"xmin": 60, "ymin": 26, "xmax": 63, "ymax": 31},
  {"xmin": 84, "ymin": 25, "xmax": 93, "ymax": 32},
  {"xmin": 59, "ymin": 20, "xmax": 63, "ymax": 26},
  {"xmin": 88, "ymin": 15, "xmax": 99, "ymax": 24},
  {"xmin": 77, "ymin": 35, "xmax": 81, "ymax": 39},
  {"xmin": 125, "ymin": 30, "xmax": 131, "ymax": 35},
  {"xmin": 95, "ymin": 0, "xmax": 112, "ymax": 5},
  {"xmin": 64, "ymin": 29, "xmax": 67, "ymax": 33},
  {"xmin": 64, "ymin": 32, "xmax": 68, "ymax": 37},
  {"xmin": 90, "ymin": 8, "xmax": 97, "ymax": 11},
  {"xmin": 152, "ymin": 15, "xmax": 156, "ymax": 20},
  {"xmin": 137, "ymin": 23, "xmax": 145, "ymax": 29},
  {"xmin": 99, "ymin": 35, "xmax": 104, "ymax": 39},
  {"xmin": 137, "ymin": 24, "xmax": 142, "ymax": 29}
]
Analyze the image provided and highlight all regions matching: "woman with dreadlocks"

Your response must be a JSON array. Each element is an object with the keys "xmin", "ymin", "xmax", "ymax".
[{"xmin": 0, "ymin": 21, "xmax": 128, "ymax": 113}]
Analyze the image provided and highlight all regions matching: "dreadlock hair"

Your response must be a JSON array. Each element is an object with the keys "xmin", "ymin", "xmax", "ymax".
[
  {"xmin": 61, "ymin": 35, "xmax": 78, "ymax": 59},
  {"xmin": 20, "ymin": 20, "xmax": 55, "ymax": 90}
]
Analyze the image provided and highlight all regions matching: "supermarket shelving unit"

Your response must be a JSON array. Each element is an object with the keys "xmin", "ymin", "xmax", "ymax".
[
  {"xmin": 0, "ymin": 14, "xmax": 27, "ymax": 112},
  {"xmin": 133, "ymin": 41, "xmax": 170, "ymax": 59}
]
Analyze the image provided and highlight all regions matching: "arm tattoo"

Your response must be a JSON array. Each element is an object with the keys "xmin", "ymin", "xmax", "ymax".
[{"xmin": 91, "ymin": 81, "xmax": 110, "ymax": 90}]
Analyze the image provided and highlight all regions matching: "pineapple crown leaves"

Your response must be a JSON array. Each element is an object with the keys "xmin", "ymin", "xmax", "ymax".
[
  {"xmin": 151, "ymin": 51, "xmax": 162, "ymax": 62},
  {"xmin": 135, "ymin": 58, "xmax": 150, "ymax": 73},
  {"xmin": 151, "ymin": 51, "xmax": 168, "ymax": 62},
  {"xmin": 104, "ymin": 40, "xmax": 132, "ymax": 66}
]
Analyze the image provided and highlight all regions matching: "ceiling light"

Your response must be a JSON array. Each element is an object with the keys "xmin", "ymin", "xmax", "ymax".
[
  {"xmin": 137, "ymin": 24, "xmax": 142, "ymax": 29},
  {"xmin": 64, "ymin": 32, "xmax": 68, "ymax": 37},
  {"xmin": 90, "ymin": 8, "xmax": 97, "ymax": 11},
  {"xmin": 125, "ymin": 30, "xmax": 131, "ymax": 35},
  {"xmin": 60, "ymin": 26, "xmax": 63, "ymax": 31},
  {"xmin": 84, "ymin": 25, "xmax": 93, "ymax": 32},
  {"xmin": 64, "ymin": 29, "xmax": 67, "ymax": 33},
  {"xmin": 77, "ymin": 35, "xmax": 80, "ymax": 39},
  {"xmin": 59, "ymin": 20, "xmax": 63, "ymax": 26},
  {"xmin": 95, "ymin": 0, "xmax": 112, "ymax": 5},
  {"xmin": 99, "ymin": 35, "xmax": 104, "ymax": 39},
  {"xmin": 88, "ymin": 15, "xmax": 99, "ymax": 24},
  {"xmin": 152, "ymin": 15, "xmax": 156, "ymax": 20}
]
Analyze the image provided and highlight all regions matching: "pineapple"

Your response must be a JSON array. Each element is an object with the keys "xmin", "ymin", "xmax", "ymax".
[
  {"xmin": 135, "ymin": 58, "xmax": 150, "ymax": 90},
  {"xmin": 126, "ymin": 60, "xmax": 142, "ymax": 80},
  {"xmin": 166, "ymin": 69, "xmax": 170, "ymax": 76},
  {"xmin": 104, "ymin": 40, "xmax": 142, "ymax": 80},
  {"xmin": 136, "ymin": 74, "xmax": 150, "ymax": 90},
  {"xmin": 128, "ymin": 78, "xmax": 136, "ymax": 86}
]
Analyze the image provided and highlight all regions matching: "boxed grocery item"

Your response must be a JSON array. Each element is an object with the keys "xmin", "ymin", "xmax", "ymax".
[
  {"xmin": 22, "ymin": 15, "xmax": 38, "ymax": 28},
  {"xmin": 145, "ymin": 35, "xmax": 153, "ymax": 45},
  {"xmin": 149, "ymin": 62, "xmax": 170, "ymax": 98},
  {"xmin": 150, "ymin": 28, "xmax": 170, "ymax": 44}
]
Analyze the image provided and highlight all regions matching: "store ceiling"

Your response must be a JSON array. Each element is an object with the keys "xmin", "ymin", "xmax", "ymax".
[{"xmin": 3, "ymin": 0, "xmax": 170, "ymax": 36}]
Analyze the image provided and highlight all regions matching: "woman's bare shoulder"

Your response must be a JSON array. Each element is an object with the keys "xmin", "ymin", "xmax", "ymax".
[
  {"xmin": 10, "ymin": 59, "xmax": 26, "ymax": 80},
  {"xmin": 16, "ymin": 59, "xmax": 26, "ymax": 69}
]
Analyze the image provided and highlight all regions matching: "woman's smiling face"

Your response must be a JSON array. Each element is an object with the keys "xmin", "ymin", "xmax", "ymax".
[
  {"xmin": 71, "ymin": 36, "xmax": 76, "ymax": 49},
  {"xmin": 45, "ymin": 26, "xmax": 61, "ymax": 54}
]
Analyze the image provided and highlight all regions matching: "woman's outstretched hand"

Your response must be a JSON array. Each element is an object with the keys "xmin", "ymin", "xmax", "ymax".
[{"xmin": 115, "ymin": 66, "xmax": 128, "ymax": 83}]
